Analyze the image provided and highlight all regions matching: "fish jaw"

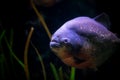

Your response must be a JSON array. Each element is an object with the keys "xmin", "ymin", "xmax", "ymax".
[
  {"xmin": 50, "ymin": 41, "xmax": 61, "ymax": 54},
  {"xmin": 50, "ymin": 40, "xmax": 97, "ymax": 70},
  {"xmin": 50, "ymin": 41, "xmax": 61, "ymax": 48},
  {"xmin": 62, "ymin": 54, "xmax": 97, "ymax": 70}
]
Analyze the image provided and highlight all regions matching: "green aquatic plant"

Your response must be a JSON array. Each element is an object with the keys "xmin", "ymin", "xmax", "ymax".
[
  {"xmin": 50, "ymin": 63, "xmax": 76, "ymax": 80},
  {"xmin": 70, "ymin": 67, "xmax": 76, "ymax": 80},
  {"xmin": 5, "ymin": 35, "xmax": 24, "ymax": 68},
  {"xmin": 0, "ymin": 54, "xmax": 5, "ymax": 79},
  {"xmin": 0, "ymin": 1, "xmax": 76, "ymax": 80},
  {"xmin": 31, "ymin": 42, "xmax": 47, "ymax": 80},
  {"xmin": 0, "ymin": 30, "xmax": 6, "ymax": 79},
  {"xmin": 50, "ymin": 63, "xmax": 60, "ymax": 80},
  {"xmin": 58, "ymin": 67, "xmax": 64, "ymax": 80},
  {"xmin": 0, "ymin": 30, "xmax": 5, "ymax": 42},
  {"xmin": 0, "ymin": 28, "xmax": 24, "ymax": 79},
  {"xmin": 0, "ymin": 28, "xmax": 76, "ymax": 80},
  {"xmin": 30, "ymin": 0, "xmax": 76, "ymax": 80},
  {"xmin": 0, "ymin": 29, "xmax": 24, "ymax": 67}
]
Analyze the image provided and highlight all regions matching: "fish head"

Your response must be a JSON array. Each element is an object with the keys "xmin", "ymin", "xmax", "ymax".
[{"xmin": 50, "ymin": 29, "xmax": 84, "ymax": 54}]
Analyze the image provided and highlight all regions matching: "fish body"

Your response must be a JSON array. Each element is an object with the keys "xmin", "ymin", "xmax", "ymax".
[{"xmin": 50, "ymin": 13, "xmax": 120, "ymax": 70}]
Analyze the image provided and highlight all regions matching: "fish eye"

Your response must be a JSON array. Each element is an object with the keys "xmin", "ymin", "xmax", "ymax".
[
  {"xmin": 64, "ymin": 39, "xmax": 68, "ymax": 43},
  {"xmin": 61, "ymin": 38, "xmax": 70, "ymax": 44}
]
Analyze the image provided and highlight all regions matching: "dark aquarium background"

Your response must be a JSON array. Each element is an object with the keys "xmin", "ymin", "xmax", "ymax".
[{"xmin": 0, "ymin": 0, "xmax": 119, "ymax": 80}]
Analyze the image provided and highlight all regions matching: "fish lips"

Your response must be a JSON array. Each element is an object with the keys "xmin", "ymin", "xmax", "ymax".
[
  {"xmin": 50, "ymin": 39, "xmax": 72, "ymax": 49},
  {"xmin": 50, "ymin": 41, "xmax": 61, "ymax": 49}
]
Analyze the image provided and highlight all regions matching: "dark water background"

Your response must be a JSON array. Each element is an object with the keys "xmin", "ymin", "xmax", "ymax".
[{"xmin": 0, "ymin": 0, "xmax": 120, "ymax": 80}]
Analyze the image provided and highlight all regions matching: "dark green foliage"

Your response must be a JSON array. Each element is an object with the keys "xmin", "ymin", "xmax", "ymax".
[{"xmin": 0, "ymin": 28, "xmax": 75, "ymax": 80}]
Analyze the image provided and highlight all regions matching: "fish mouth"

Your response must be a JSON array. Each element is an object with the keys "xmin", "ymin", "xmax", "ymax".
[{"xmin": 50, "ymin": 40, "xmax": 61, "ymax": 48}]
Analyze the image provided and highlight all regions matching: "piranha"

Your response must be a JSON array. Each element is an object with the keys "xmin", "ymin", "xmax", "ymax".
[{"xmin": 49, "ymin": 13, "xmax": 120, "ymax": 70}]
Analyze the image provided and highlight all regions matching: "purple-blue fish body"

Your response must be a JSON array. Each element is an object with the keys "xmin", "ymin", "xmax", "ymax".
[{"xmin": 50, "ymin": 13, "xmax": 120, "ymax": 70}]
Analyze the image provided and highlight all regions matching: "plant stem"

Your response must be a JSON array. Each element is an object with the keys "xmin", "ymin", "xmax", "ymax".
[
  {"xmin": 24, "ymin": 27, "xmax": 34, "ymax": 80},
  {"xmin": 30, "ymin": 0, "xmax": 51, "ymax": 39},
  {"xmin": 31, "ymin": 42, "xmax": 47, "ymax": 80},
  {"xmin": 70, "ymin": 67, "xmax": 76, "ymax": 80}
]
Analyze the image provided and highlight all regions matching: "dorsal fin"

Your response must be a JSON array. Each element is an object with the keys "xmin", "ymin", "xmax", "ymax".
[{"xmin": 94, "ymin": 12, "xmax": 111, "ymax": 29}]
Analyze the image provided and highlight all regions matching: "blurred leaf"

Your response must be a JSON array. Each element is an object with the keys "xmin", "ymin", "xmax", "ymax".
[
  {"xmin": 0, "ymin": 53, "xmax": 7, "ymax": 79},
  {"xmin": 58, "ymin": 67, "xmax": 64, "ymax": 80},
  {"xmin": 0, "ymin": 30, "xmax": 5, "ymax": 43},
  {"xmin": 31, "ymin": 42, "xmax": 47, "ymax": 80},
  {"xmin": 5, "ymin": 37, "xmax": 24, "ymax": 68},
  {"xmin": 9, "ymin": 28, "xmax": 13, "ymax": 47},
  {"xmin": 50, "ymin": 63, "xmax": 60, "ymax": 80},
  {"xmin": 70, "ymin": 67, "xmax": 76, "ymax": 80}
]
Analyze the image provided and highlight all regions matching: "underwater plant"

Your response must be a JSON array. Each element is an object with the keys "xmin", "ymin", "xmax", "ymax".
[
  {"xmin": 30, "ymin": 0, "xmax": 76, "ymax": 80},
  {"xmin": 0, "ymin": 1, "xmax": 76, "ymax": 80},
  {"xmin": 0, "ymin": 26, "xmax": 75, "ymax": 80},
  {"xmin": 0, "ymin": 28, "xmax": 25, "ymax": 79}
]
